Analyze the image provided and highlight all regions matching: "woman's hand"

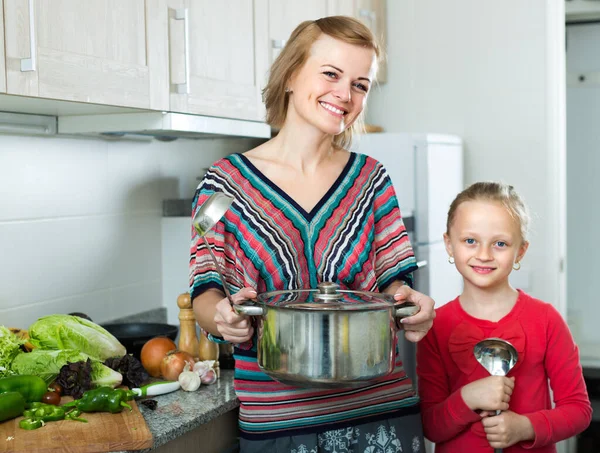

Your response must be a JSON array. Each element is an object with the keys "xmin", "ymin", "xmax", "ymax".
[
  {"xmin": 393, "ymin": 286, "xmax": 436, "ymax": 342},
  {"xmin": 214, "ymin": 287, "xmax": 257, "ymax": 343},
  {"xmin": 461, "ymin": 376, "xmax": 515, "ymax": 412},
  {"xmin": 481, "ymin": 410, "xmax": 535, "ymax": 449}
]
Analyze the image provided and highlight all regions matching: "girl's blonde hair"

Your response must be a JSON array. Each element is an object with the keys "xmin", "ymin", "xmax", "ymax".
[
  {"xmin": 446, "ymin": 182, "xmax": 531, "ymax": 242},
  {"xmin": 262, "ymin": 16, "xmax": 380, "ymax": 150}
]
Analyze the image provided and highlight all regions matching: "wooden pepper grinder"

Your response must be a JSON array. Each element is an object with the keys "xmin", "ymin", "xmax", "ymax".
[{"xmin": 177, "ymin": 293, "xmax": 200, "ymax": 360}]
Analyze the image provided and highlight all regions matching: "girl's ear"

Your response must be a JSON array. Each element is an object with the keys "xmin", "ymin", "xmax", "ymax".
[
  {"xmin": 443, "ymin": 232, "xmax": 453, "ymax": 257},
  {"xmin": 516, "ymin": 241, "xmax": 529, "ymax": 263}
]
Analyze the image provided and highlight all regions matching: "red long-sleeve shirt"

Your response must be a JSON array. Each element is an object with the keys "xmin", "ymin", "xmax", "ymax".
[{"xmin": 417, "ymin": 290, "xmax": 592, "ymax": 452}]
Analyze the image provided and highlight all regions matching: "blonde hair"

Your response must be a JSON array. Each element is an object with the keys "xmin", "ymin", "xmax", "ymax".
[
  {"xmin": 262, "ymin": 16, "xmax": 380, "ymax": 150},
  {"xmin": 446, "ymin": 182, "xmax": 531, "ymax": 242}
]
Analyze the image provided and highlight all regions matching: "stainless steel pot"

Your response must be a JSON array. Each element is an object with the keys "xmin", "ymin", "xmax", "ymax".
[{"xmin": 235, "ymin": 282, "xmax": 419, "ymax": 388}]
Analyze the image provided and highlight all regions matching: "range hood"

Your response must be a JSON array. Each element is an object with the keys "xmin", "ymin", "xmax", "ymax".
[{"xmin": 58, "ymin": 111, "xmax": 271, "ymax": 140}]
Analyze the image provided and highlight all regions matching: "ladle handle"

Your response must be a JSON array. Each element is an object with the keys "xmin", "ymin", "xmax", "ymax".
[
  {"xmin": 202, "ymin": 237, "xmax": 236, "ymax": 307},
  {"xmin": 494, "ymin": 410, "xmax": 502, "ymax": 453}
]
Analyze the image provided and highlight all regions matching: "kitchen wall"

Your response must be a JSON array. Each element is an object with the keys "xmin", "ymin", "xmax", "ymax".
[
  {"xmin": 367, "ymin": 0, "xmax": 566, "ymax": 311},
  {"xmin": 0, "ymin": 134, "xmax": 259, "ymax": 329}
]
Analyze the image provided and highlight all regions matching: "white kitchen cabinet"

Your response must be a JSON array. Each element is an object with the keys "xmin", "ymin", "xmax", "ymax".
[
  {"xmin": 327, "ymin": 0, "xmax": 355, "ymax": 17},
  {"xmin": 0, "ymin": 0, "xmax": 6, "ymax": 93},
  {"xmin": 268, "ymin": 1, "xmax": 329, "ymax": 65},
  {"xmin": 268, "ymin": 1, "xmax": 387, "ymax": 82},
  {"xmin": 328, "ymin": 0, "xmax": 387, "ymax": 82},
  {"xmin": 165, "ymin": 0, "xmax": 269, "ymax": 122},
  {"xmin": 3, "ymin": 0, "xmax": 169, "ymax": 110}
]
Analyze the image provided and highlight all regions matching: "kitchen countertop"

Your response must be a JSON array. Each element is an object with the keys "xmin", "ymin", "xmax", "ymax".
[{"xmin": 118, "ymin": 370, "xmax": 238, "ymax": 453}]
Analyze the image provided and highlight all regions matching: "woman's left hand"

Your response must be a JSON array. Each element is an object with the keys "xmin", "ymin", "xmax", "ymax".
[{"xmin": 393, "ymin": 286, "xmax": 435, "ymax": 342}]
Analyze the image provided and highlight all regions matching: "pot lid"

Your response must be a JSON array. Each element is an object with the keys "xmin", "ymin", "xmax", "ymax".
[{"xmin": 256, "ymin": 282, "xmax": 396, "ymax": 311}]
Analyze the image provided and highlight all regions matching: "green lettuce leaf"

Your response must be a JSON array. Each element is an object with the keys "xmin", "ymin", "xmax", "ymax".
[
  {"xmin": 28, "ymin": 315, "xmax": 126, "ymax": 360},
  {"xmin": 10, "ymin": 348, "xmax": 123, "ymax": 388},
  {"xmin": 0, "ymin": 326, "xmax": 24, "ymax": 378}
]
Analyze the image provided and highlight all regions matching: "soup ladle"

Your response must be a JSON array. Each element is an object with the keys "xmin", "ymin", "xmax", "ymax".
[
  {"xmin": 192, "ymin": 192, "xmax": 235, "ymax": 306},
  {"xmin": 474, "ymin": 337, "xmax": 518, "ymax": 453}
]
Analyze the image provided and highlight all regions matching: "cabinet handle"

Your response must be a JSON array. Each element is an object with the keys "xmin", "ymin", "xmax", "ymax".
[
  {"xmin": 358, "ymin": 9, "xmax": 377, "ymax": 30},
  {"xmin": 173, "ymin": 8, "xmax": 190, "ymax": 94},
  {"xmin": 271, "ymin": 39, "xmax": 286, "ymax": 49},
  {"xmin": 20, "ymin": 0, "xmax": 37, "ymax": 72},
  {"xmin": 271, "ymin": 39, "xmax": 286, "ymax": 63}
]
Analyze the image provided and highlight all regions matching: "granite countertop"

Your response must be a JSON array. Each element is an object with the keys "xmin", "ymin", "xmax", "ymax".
[{"xmin": 119, "ymin": 370, "xmax": 238, "ymax": 453}]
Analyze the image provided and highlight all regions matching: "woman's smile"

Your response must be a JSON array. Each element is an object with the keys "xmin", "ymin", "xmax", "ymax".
[{"xmin": 319, "ymin": 101, "xmax": 347, "ymax": 117}]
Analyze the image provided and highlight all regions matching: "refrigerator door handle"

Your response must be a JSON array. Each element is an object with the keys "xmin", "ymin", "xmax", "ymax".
[{"xmin": 416, "ymin": 260, "xmax": 428, "ymax": 269}]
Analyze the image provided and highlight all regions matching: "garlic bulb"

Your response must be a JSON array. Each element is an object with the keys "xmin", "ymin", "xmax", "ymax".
[
  {"xmin": 179, "ymin": 363, "xmax": 201, "ymax": 391},
  {"xmin": 200, "ymin": 368, "xmax": 217, "ymax": 385},
  {"xmin": 193, "ymin": 360, "xmax": 215, "ymax": 376}
]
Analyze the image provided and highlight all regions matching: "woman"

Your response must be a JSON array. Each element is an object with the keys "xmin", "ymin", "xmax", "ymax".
[{"xmin": 190, "ymin": 16, "xmax": 436, "ymax": 453}]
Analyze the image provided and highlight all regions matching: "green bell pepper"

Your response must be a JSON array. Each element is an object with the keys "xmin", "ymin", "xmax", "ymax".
[
  {"xmin": 24, "ymin": 402, "xmax": 66, "ymax": 422},
  {"xmin": 0, "ymin": 391, "xmax": 26, "ymax": 422},
  {"xmin": 0, "ymin": 375, "xmax": 47, "ymax": 403},
  {"xmin": 18, "ymin": 402, "xmax": 88, "ymax": 430},
  {"xmin": 63, "ymin": 387, "xmax": 135, "ymax": 414}
]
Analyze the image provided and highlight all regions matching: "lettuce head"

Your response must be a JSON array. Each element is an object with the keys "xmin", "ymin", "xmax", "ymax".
[
  {"xmin": 28, "ymin": 314, "xmax": 126, "ymax": 360},
  {"xmin": 10, "ymin": 348, "xmax": 122, "ymax": 387}
]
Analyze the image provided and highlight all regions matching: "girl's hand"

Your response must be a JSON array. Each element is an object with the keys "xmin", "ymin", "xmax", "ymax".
[
  {"xmin": 214, "ymin": 287, "xmax": 257, "ymax": 343},
  {"xmin": 461, "ymin": 376, "xmax": 515, "ymax": 412},
  {"xmin": 481, "ymin": 410, "xmax": 535, "ymax": 449},
  {"xmin": 393, "ymin": 286, "xmax": 436, "ymax": 342}
]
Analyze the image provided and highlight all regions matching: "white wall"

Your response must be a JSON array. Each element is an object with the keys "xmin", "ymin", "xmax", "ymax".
[
  {"xmin": 0, "ymin": 134, "xmax": 258, "ymax": 328},
  {"xmin": 367, "ymin": 1, "xmax": 566, "ymax": 309}
]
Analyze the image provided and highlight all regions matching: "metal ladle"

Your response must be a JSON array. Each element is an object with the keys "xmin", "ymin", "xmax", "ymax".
[
  {"xmin": 474, "ymin": 337, "xmax": 518, "ymax": 453},
  {"xmin": 192, "ymin": 192, "xmax": 235, "ymax": 306}
]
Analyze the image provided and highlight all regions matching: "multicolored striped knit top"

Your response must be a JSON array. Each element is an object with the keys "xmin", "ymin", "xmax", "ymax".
[{"xmin": 189, "ymin": 152, "xmax": 419, "ymax": 439}]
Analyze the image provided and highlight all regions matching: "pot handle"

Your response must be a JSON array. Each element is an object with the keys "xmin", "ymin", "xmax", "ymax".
[
  {"xmin": 232, "ymin": 301, "xmax": 264, "ymax": 317},
  {"xmin": 394, "ymin": 302, "xmax": 420, "ymax": 319}
]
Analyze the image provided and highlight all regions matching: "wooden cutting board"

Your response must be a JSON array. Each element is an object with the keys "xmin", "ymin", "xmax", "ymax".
[{"xmin": 0, "ymin": 395, "xmax": 153, "ymax": 453}]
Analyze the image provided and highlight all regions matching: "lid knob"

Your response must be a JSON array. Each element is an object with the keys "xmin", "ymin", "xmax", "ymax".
[{"xmin": 315, "ymin": 282, "xmax": 342, "ymax": 301}]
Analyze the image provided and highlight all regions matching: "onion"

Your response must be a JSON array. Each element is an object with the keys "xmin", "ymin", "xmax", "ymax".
[
  {"xmin": 160, "ymin": 350, "xmax": 196, "ymax": 381},
  {"xmin": 140, "ymin": 336, "xmax": 177, "ymax": 377}
]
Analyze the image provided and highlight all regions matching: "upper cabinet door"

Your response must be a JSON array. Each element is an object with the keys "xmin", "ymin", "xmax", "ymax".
[
  {"xmin": 327, "ymin": 0, "xmax": 355, "ymax": 17},
  {"xmin": 3, "ymin": 0, "xmax": 169, "ymax": 110},
  {"xmin": 167, "ymin": 0, "xmax": 269, "ymax": 122},
  {"xmin": 327, "ymin": 0, "xmax": 387, "ymax": 83},
  {"xmin": 269, "ymin": 1, "xmax": 328, "ymax": 64},
  {"xmin": 0, "ymin": 0, "xmax": 6, "ymax": 93}
]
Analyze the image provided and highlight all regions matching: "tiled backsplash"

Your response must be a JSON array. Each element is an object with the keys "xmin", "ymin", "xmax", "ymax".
[{"xmin": 0, "ymin": 133, "xmax": 261, "ymax": 328}]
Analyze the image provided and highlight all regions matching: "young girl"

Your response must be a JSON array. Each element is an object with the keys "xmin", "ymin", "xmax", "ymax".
[{"xmin": 417, "ymin": 182, "xmax": 591, "ymax": 452}]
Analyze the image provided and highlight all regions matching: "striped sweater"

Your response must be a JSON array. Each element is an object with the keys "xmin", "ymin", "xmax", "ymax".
[{"xmin": 189, "ymin": 152, "xmax": 419, "ymax": 438}]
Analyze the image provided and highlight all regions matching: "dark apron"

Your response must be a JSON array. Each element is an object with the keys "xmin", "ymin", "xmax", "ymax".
[{"xmin": 239, "ymin": 410, "xmax": 425, "ymax": 453}]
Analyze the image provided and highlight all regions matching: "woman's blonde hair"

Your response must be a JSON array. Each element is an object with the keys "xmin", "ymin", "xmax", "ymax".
[
  {"xmin": 262, "ymin": 16, "xmax": 380, "ymax": 150},
  {"xmin": 446, "ymin": 182, "xmax": 531, "ymax": 242}
]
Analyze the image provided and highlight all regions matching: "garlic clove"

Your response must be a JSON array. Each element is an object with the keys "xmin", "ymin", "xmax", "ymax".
[
  {"xmin": 200, "ymin": 368, "xmax": 217, "ymax": 385},
  {"xmin": 193, "ymin": 361, "xmax": 210, "ymax": 376}
]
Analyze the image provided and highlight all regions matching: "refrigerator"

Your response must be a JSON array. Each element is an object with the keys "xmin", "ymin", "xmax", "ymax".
[
  {"xmin": 566, "ymin": 22, "xmax": 600, "ymax": 453},
  {"xmin": 352, "ymin": 132, "xmax": 464, "ymax": 386}
]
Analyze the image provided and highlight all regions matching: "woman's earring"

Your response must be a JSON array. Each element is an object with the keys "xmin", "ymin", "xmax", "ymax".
[
  {"xmin": 513, "ymin": 261, "xmax": 521, "ymax": 271},
  {"xmin": 285, "ymin": 87, "xmax": 292, "ymax": 93},
  {"xmin": 448, "ymin": 256, "xmax": 455, "ymax": 264}
]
